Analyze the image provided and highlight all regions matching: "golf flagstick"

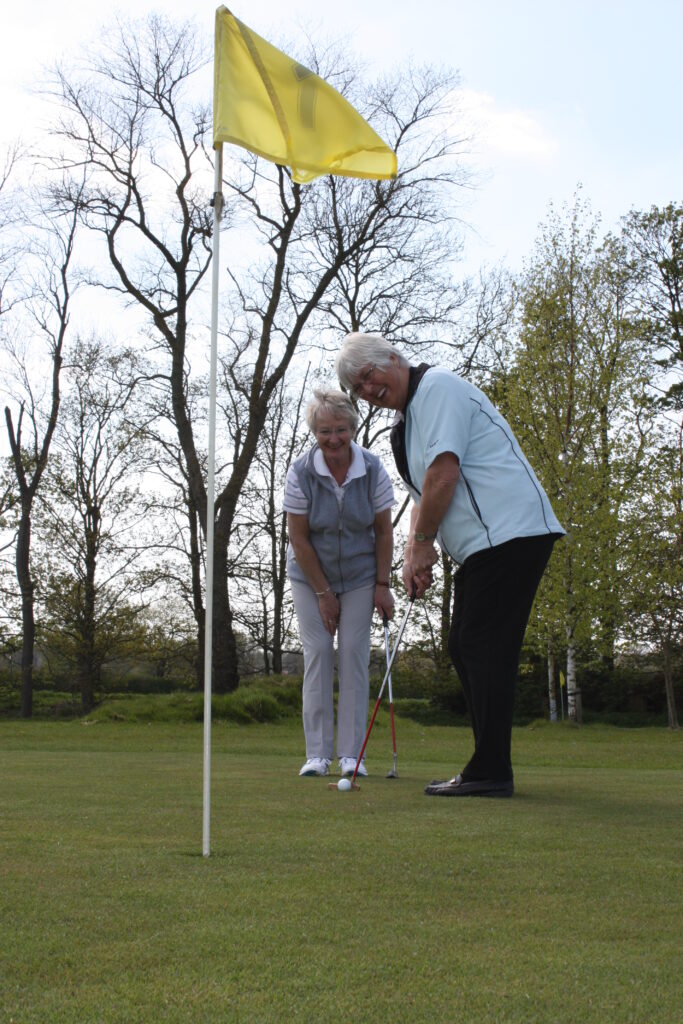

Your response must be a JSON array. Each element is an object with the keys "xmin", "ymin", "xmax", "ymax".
[
  {"xmin": 384, "ymin": 613, "xmax": 398, "ymax": 778},
  {"xmin": 349, "ymin": 588, "xmax": 415, "ymax": 787}
]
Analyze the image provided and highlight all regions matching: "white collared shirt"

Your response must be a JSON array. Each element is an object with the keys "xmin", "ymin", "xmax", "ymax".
[
  {"xmin": 404, "ymin": 367, "xmax": 564, "ymax": 562},
  {"xmin": 284, "ymin": 440, "xmax": 394, "ymax": 515}
]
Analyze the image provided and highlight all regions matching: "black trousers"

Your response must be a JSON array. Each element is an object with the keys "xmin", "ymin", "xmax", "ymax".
[{"xmin": 448, "ymin": 533, "xmax": 559, "ymax": 782}]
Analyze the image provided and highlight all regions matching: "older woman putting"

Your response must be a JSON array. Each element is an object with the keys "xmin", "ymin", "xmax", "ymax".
[
  {"xmin": 337, "ymin": 333, "xmax": 564, "ymax": 797},
  {"xmin": 284, "ymin": 388, "xmax": 395, "ymax": 778}
]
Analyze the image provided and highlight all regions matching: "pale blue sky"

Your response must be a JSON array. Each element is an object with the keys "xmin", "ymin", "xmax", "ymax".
[{"xmin": 2, "ymin": 0, "xmax": 681, "ymax": 272}]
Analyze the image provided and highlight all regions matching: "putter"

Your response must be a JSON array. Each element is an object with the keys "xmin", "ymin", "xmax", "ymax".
[
  {"xmin": 348, "ymin": 586, "xmax": 416, "ymax": 788},
  {"xmin": 384, "ymin": 612, "xmax": 398, "ymax": 778}
]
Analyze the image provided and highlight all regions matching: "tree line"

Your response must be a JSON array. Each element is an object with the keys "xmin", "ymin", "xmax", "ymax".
[{"xmin": 0, "ymin": 16, "xmax": 680, "ymax": 727}]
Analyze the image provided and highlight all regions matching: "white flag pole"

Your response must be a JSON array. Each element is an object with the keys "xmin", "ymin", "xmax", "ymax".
[{"xmin": 203, "ymin": 143, "xmax": 224, "ymax": 858}]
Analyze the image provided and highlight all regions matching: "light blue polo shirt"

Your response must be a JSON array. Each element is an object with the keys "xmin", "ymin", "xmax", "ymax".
[{"xmin": 404, "ymin": 367, "xmax": 564, "ymax": 564}]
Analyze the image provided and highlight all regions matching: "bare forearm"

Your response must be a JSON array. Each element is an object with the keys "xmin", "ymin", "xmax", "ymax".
[
  {"xmin": 413, "ymin": 458, "xmax": 459, "ymax": 537},
  {"xmin": 290, "ymin": 542, "xmax": 329, "ymax": 594},
  {"xmin": 372, "ymin": 508, "xmax": 395, "ymax": 619},
  {"xmin": 402, "ymin": 453, "xmax": 459, "ymax": 598},
  {"xmin": 287, "ymin": 513, "xmax": 340, "ymax": 636},
  {"xmin": 375, "ymin": 528, "xmax": 393, "ymax": 583},
  {"xmin": 405, "ymin": 503, "xmax": 419, "ymax": 545}
]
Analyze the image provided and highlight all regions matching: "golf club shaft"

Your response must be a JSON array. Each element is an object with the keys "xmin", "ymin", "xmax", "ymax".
[
  {"xmin": 389, "ymin": 703, "xmax": 397, "ymax": 764},
  {"xmin": 352, "ymin": 594, "xmax": 414, "ymax": 783},
  {"xmin": 384, "ymin": 618, "xmax": 397, "ymax": 765}
]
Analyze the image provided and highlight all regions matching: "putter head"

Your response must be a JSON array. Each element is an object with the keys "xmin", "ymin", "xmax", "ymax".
[{"xmin": 385, "ymin": 769, "xmax": 398, "ymax": 778}]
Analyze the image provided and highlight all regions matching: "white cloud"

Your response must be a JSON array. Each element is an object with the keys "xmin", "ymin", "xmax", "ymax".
[{"xmin": 458, "ymin": 88, "xmax": 559, "ymax": 161}]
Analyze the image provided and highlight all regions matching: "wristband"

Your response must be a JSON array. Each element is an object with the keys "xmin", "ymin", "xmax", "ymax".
[
  {"xmin": 376, "ymin": 581, "xmax": 390, "ymax": 587},
  {"xmin": 315, "ymin": 587, "xmax": 331, "ymax": 597}
]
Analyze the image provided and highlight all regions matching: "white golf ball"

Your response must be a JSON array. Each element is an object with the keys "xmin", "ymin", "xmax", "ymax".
[{"xmin": 337, "ymin": 777, "xmax": 352, "ymax": 791}]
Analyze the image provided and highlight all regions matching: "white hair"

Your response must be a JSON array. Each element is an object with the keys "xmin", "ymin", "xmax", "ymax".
[
  {"xmin": 305, "ymin": 387, "xmax": 359, "ymax": 433},
  {"xmin": 335, "ymin": 332, "xmax": 409, "ymax": 390}
]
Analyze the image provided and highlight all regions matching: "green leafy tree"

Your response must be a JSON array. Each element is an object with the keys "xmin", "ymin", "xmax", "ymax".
[
  {"xmin": 506, "ymin": 195, "xmax": 652, "ymax": 721},
  {"xmin": 620, "ymin": 417, "xmax": 682, "ymax": 728},
  {"xmin": 622, "ymin": 202, "xmax": 683, "ymax": 409}
]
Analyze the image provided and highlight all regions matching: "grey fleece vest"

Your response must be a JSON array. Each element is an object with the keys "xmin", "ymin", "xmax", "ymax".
[{"xmin": 286, "ymin": 445, "xmax": 381, "ymax": 593}]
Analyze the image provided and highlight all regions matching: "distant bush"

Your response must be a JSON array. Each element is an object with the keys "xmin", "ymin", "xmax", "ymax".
[
  {"xmin": 100, "ymin": 672, "xmax": 195, "ymax": 695},
  {"xmin": 0, "ymin": 685, "xmax": 82, "ymax": 717},
  {"xmin": 512, "ymin": 651, "xmax": 682, "ymax": 721},
  {"xmin": 579, "ymin": 661, "xmax": 680, "ymax": 716},
  {"xmin": 212, "ymin": 690, "xmax": 281, "ymax": 723},
  {"xmin": 393, "ymin": 697, "xmax": 467, "ymax": 725},
  {"xmin": 81, "ymin": 675, "xmax": 304, "ymax": 725},
  {"xmin": 0, "ymin": 660, "xmax": 679, "ymax": 726},
  {"xmin": 515, "ymin": 661, "xmax": 547, "ymax": 722}
]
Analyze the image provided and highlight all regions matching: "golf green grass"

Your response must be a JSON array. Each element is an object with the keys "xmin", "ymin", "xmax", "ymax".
[{"xmin": 1, "ymin": 715, "xmax": 681, "ymax": 1023}]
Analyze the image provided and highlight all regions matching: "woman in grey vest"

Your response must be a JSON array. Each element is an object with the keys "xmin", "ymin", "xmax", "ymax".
[{"xmin": 284, "ymin": 388, "xmax": 395, "ymax": 778}]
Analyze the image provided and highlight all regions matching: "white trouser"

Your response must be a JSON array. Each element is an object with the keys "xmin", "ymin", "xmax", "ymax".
[{"xmin": 291, "ymin": 580, "xmax": 375, "ymax": 761}]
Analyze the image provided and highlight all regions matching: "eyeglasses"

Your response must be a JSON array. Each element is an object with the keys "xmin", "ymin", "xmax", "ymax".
[{"xmin": 351, "ymin": 364, "xmax": 378, "ymax": 397}]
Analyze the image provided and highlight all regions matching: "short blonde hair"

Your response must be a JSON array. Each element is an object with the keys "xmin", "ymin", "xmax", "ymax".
[
  {"xmin": 305, "ymin": 387, "xmax": 359, "ymax": 434},
  {"xmin": 335, "ymin": 332, "xmax": 409, "ymax": 390}
]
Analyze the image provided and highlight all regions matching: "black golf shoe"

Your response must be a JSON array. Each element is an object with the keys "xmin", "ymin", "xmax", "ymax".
[{"xmin": 424, "ymin": 774, "xmax": 513, "ymax": 797}]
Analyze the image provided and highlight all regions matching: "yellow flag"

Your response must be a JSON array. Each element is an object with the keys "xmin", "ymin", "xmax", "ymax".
[
  {"xmin": 559, "ymin": 671, "xmax": 566, "ymax": 689},
  {"xmin": 213, "ymin": 6, "xmax": 397, "ymax": 184}
]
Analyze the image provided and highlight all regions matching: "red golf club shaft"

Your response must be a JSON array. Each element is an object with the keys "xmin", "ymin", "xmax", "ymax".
[{"xmin": 352, "ymin": 591, "xmax": 414, "ymax": 784}]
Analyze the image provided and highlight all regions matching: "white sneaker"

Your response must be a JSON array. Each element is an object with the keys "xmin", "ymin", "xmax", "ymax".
[
  {"xmin": 339, "ymin": 757, "xmax": 368, "ymax": 778},
  {"xmin": 299, "ymin": 758, "xmax": 330, "ymax": 777}
]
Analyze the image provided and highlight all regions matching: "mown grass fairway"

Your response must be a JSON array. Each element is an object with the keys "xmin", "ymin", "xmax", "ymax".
[{"xmin": 1, "ymin": 716, "xmax": 681, "ymax": 1023}]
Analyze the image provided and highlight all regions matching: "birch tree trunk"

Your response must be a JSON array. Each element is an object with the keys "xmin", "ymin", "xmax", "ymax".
[{"xmin": 565, "ymin": 629, "xmax": 582, "ymax": 723}]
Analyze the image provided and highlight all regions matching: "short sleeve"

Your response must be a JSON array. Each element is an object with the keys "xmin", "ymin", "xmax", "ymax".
[
  {"xmin": 374, "ymin": 463, "xmax": 395, "ymax": 513},
  {"xmin": 283, "ymin": 466, "xmax": 309, "ymax": 515},
  {"xmin": 413, "ymin": 371, "xmax": 472, "ymax": 468}
]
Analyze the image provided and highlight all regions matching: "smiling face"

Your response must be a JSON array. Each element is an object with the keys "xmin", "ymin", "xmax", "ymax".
[
  {"xmin": 313, "ymin": 411, "xmax": 354, "ymax": 463},
  {"xmin": 351, "ymin": 353, "xmax": 410, "ymax": 411}
]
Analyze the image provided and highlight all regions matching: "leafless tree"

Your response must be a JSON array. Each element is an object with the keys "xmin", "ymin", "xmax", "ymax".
[
  {"xmin": 230, "ymin": 374, "xmax": 310, "ymax": 674},
  {"xmin": 0, "ymin": 144, "xmax": 25, "ymax": 317},
  {"xmin": 50, "ymin": 16, "xmax": 478, "ymax": 691},
  {"xmin": 2, "ymin": 185, "xmax": 82, "ymax": 716},
  {"xmin": 35, "ymin": 336, "xmax": 154, "ymax": 710}
]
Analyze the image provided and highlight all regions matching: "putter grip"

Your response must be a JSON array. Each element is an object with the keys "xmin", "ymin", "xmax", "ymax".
[{"xmin": 383, "ymin": 584, "xmax": 415, "ymax": 630}]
